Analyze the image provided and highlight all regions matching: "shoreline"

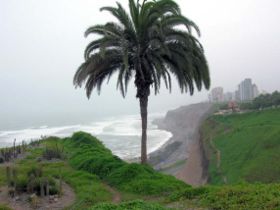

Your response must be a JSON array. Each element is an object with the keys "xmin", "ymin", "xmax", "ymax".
[
  {"xmin": 0, "ymin": 114, "xmax": 172, "ymax": 161},
  {"xmin": 148, "ymin": 102, "xmax": 214, "ymax": 186}
]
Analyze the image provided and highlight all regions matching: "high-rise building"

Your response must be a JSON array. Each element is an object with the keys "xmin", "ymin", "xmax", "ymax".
[
  {"xmin": 207, "ymin": 79, "xmax": 259, "ymax": 103},
  {"xmin": 209, "ymin": 87, "xmax": 224, "ymax": 102},
  {"xmin": 224, "ymin": 92, "xmax": 234, "ymax": 102},
  {"xmin": 237, "ymin": 78, "xmax": 254, "ymax": 102},
  {"xmin": 235, "ymin": 90, "xmax": 240, "ymax": 101}
]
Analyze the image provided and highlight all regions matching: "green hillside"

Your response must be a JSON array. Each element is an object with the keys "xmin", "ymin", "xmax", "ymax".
[
  {"xmin": 201, "ymin": 108, "xmax": 280, "ymax": 184},
  {"xmin": 0, "ymin": 132, "xmax": 189, "ymax": 210},
  {"xmin": 63, "ymin": 132, "xmax": 189, "ymax": 195},
  {"xmin": 1, "ymin": 130, "xmax": 280, "ymax": 210}
]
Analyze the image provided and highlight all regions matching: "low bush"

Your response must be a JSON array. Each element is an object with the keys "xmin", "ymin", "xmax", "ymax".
[
  {"xmin": 15, "ymin": 176, "xmax": 28, "ymax": 192},
  {"xmin": 169, "ymin": 186, "xmax": 209, "ymax": 201},
  {"xmin": 0, "ymin": 156, "xmax": 4, "ymax": 164},
  {"xmin": 0, "ymin": 204, "xmax": 12, "ymax": 210},
  {"xmin": 42, "ymin": 143, "xmax": 65, "ymax": 160},
  {"xmin": 88, "ymin": 200, "xmax": 168, "ymax": 210},
  {"xmin": 62, "ymin": 132, "xmax": 189, "ymax": 195},
  {"xmin": 170, "ymin": 184, "xmax": 280, "ymax": 210}
]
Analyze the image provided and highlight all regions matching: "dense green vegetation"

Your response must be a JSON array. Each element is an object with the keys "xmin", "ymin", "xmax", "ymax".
[
  {"xmin": 62, "ymin": 132, "xmax": 189, "ymax": 195},
  {"xmin": 239, "ymin": 91, "xmax": 280, "ymax": 110},
  {"xmin": 201, "ymin": 108, "xmax": 280, "ymax": 184},
  {"xmin": 0, "ymin": 141, "xmax": 111, "ymax": 209},
  {"xmin": 0, "ymin": 204, "xmax": 12, "ymax": 210},
  {"xmin": 2, "ymin": 107, "xmax": 280, "ymax": 210},
  {"xmin": 89, "ymin": 200, "xmax": 168, "ymax": 210},
  {"xmin": 170, "ymin": 183, "xmax": 280, "ymax": 210},
  {"xmin": 0, "ymin": 132, "xmax": 187, "ymax": 209}
]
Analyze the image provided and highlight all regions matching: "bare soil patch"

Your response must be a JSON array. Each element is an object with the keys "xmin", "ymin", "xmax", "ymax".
[{"xmin": 176, "ymin": 141, "xmax": 207, "ymax": 186}]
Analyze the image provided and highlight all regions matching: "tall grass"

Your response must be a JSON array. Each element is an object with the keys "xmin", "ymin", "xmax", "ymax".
[
  {"xmin": 201, "ymin": 108, "xmax": 280, "ymax": 184},
  {"xmin": 62, "ymin": 132, "xmax": 189, "ymax": 195}
]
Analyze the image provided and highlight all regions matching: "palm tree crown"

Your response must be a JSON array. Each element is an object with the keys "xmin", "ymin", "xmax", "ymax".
[{"xmin": 74, "ymin": 0, "xmax": 210, "ymax": 164}]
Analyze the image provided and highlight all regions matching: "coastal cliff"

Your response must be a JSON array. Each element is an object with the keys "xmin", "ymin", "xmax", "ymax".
[{"xmin": 149, "ymin": 102, "xmax": 214, "ymax": 185}]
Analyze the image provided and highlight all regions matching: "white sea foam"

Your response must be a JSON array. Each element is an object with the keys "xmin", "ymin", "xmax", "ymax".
[{"xmin": 0, "ymin": 113, "xmax": 171, "ymax": 159}]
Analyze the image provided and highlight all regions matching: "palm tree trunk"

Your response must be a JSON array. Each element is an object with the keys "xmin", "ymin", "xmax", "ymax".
[{"xmin": 139, "ymin": 95, "xmax": 148, "ymax": 164}]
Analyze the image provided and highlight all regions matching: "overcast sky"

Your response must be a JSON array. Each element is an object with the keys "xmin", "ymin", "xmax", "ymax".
[{"xmin": 0, "ymin": 0, "xmax": 280, "ymax": 128}]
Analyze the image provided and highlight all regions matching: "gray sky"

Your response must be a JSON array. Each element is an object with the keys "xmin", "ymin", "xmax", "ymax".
[{"xmin": 0, "ymin": 0, "xmax": 280, "ymax": 128}]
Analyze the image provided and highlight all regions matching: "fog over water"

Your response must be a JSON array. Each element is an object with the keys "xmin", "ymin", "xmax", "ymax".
[
  {"xmin": 0, "ymin": 0, "xmax": 280, "ymax": 130},
  {"xmin": 0, "ymin": 113, "xmax": 172, "ymax": 159}
]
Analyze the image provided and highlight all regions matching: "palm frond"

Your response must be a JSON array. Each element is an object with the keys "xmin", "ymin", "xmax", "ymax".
[{"xmin": 75, "ymin": 0, "xmax": 210, "ymax": 99}]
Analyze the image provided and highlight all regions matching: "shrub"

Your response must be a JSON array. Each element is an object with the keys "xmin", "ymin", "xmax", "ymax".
[
  {"xmin": 27, "ymin": 165, "xmax": 43, "ymax": 178},
  {"xmin": 0, "ymin": 156, "xmax": 4, "ymax": 164},
  {"xmin": 200, "ymin": 184, "xmax": 280, "ymax": 210},
  {"xmin": 88, "ymin": 200, "xmax": 168, "ymax": 210},
  {"xmin": 169, "ymin": 187, "xmax": 209, "ymax": 201},
  {"xmin": 171, "ymin": 184, "xmax": 280, "ymax": 210},
  {"xmin": 42, "ymin": 144, "xmax": 65, "ymax": 160},
  {"xmin": 63, "ymin": 132, "xmax": 189, "ymax": 195},
  {"xmin": 15, "ymin": 176, "xmax": 28, "ymax": 192},
  {"xmin": 0, "ymin": 204, "xmax": 12, "ymax": 210}
]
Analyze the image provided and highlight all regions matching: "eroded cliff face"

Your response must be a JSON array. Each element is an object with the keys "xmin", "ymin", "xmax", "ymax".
[{"xmin": 149, "ymin": 103, "xmax": 214, "ymax": 180}]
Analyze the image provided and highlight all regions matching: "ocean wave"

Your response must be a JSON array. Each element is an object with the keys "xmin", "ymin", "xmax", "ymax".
[{"xmin": 0, "ymin": 113, "xmax": 171, "ymax": 159}]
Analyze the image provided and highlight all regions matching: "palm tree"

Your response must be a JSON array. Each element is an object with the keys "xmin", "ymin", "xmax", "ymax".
[{"xmin": 74, "ymin": 0, "xmax": 210, "ymax": 164}]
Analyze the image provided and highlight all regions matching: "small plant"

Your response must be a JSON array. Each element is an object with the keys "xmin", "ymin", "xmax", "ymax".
[
  {"xmin": 26, "ymin": 166, "xmax": 57, "ymax": 196},
  {"xmin": 6, "ymin": 166, "xmax": 18, "ymax": 198},
  {"xmin": 29, "ymin": 194, "xmax": 39, "ymax": 208},
  {"xmin": 0, "ymin": 204, "xmax": 12, "ymax": 210},
  {"xmin": 42, "ymin": 143, "xmax": 65, "ymax": 160},
  {"xmin": 0, "ymin": 156, "xmax": 4, "ymax": 163},
  {"xmin": 7, "ymin": 165, "xmax": 59, "ymax": 197},
  {"xmin": 15, "ymin": 176, "xmax": 28, "ymax": 192},
  {"xmin": 29, "ymin": 139, "xmax": 42, "ymax": 147},
  {"xmin": 58, "ymin": 169, "xmax": 63, "ymax": 197},
  {"xmin": 89, "ymin": 200, "xmax": 168, "ymax": 210},
  {"xmin": 27, "ymin": 165, "xmax": 43, "ymax": 178},
  {"xmin": 0, "ymin": 141, "xmax": 28, "ymax": 164}
]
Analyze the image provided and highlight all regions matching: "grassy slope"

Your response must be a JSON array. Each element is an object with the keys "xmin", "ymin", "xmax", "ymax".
[
  {"xmin": 201, "ymin": 108, "xmax": 280, "ymax": 184},
  {"xmin": 62, "ymin": 132, "xmax": 189, "ymax": 196},
  {"xmin": 0, "ymin": 146, "xmax": 112, "ymax": 209},
  {"xmin": 0, "ymin": 126, "xmax": 280, "ymax": 210},
  {"xmin": 169, "ymin": 183, "xmax": 280, "ymax": 210},
  {"xmin": 0, "ymin": 132, "xmax": 188, "ymax": 209}
]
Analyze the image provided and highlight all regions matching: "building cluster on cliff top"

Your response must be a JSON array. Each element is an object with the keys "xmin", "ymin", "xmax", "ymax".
[{"xmin": 208, "ymin": 78, "xmax": 263, "ymax": 103}]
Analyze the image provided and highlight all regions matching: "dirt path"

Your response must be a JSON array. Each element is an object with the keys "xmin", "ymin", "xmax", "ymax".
[
  {"xmin": 176, "ymin": 140, "xmax": 207, "ymax": 187},
  {"xmin": 103, "ymin": 184, "xmax": 121, "ymax": 203},
  {"xmin": 0, "ymin": 182, "xmax": 76, "ymax": 210}
]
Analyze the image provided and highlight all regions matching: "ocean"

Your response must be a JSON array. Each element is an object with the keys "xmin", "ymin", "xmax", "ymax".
[{"xmin": 0, "ymin": 113, "xmax": 171, "ymax": 159}]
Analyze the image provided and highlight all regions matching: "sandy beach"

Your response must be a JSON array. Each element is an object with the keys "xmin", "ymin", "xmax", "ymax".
[{"xmin": 149, "ymin": 103, "xmax": 214, "ymax": 186}]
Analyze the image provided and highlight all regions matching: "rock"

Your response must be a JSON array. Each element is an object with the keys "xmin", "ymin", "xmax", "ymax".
[
  {"xmin": 54, "ymin": 198, "xmax": 58, "ymax": 202},
  {"xmin": 14, "ymin": 196, "xmax": 20, "ymax": 201}
]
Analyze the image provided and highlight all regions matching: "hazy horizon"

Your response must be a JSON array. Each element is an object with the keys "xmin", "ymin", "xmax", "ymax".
[{"xmin": 1, "ymin": 0, "xmax": 280, "ymax": 129}]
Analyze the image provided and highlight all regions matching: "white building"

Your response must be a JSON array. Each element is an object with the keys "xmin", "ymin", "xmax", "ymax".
[
  {"xmin": 224, "ymin": 92, "xmax": 234, "ymax": 102},
  {"xmin": 236, "ymin": 78, "xmax": 259, "ymax": 102},
  {"xmin": 209, "ymin": 87, "xmax": 224, "ymax": 103}
]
